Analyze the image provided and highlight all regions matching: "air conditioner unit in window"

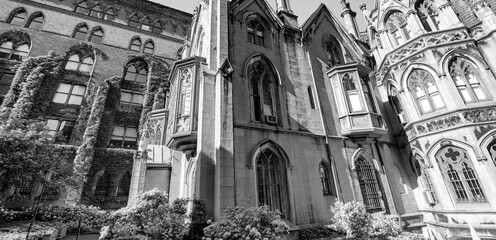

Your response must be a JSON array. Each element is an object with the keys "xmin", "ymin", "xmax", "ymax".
[
  {"xmin": 424, "ymin": 191, "xmax": 437, "ymax": 205},
  {"xmin": 265, "ymin": 115, "xmax": 277, "ymax": 125},
  {"xmin": 398, "ymin": 113, "xmax": 408, "ymax": 124}
]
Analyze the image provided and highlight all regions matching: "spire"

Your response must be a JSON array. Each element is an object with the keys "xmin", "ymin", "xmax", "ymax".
[
  {"xmin": 340, "ymin": 0, "xmax": 360, "ymax": 38},
  {"xmin": 276, "ymin": 0, "xmax": 293, "ymax": 13}
]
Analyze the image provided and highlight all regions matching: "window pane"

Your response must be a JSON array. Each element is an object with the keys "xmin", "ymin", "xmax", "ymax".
[
  {"xmin": 90, "ymin": 34, "xmax": 103, "ymax": 44},
  {"xmin": 473, "ymin": 86, "xmax": 487, "ymax": 100},
  {"xmin": 459, "ymin": 88, "xmax": 472, "ymax": 102},
  {"xmin": 53, "ymin": 93, "xmax": 68, "ymax": 104},
  {"xmin": 46, "ymin": 119, "xmax": 59, "ymax": 132},
  {"xmin": 348, "ymin": 92, "xmax": 363, "ymax": 112},
  {"xmin": 65, "ymin": 61, "xmax": 79, "ymax": 70},
  {"xmin": 29, "ymin": 16, "xmax": 44, "ymax": 29},
  {"xmin": 71, "ymin": 85, "xmax": 86, "ymax": 95},
  {"xmin": 68, "ymin": 95, "xmax": 83, "ymax": 105},
  {"xmin": 132, "ymin": 94, "xmax": 143, "ymax": 104},
  {"xmin": 57, "ymin": 83, "xmax": 72, "ymax": 93},
  {"xmin": 125, "ymin": 72, "xmax": 136, "ymax": 81},
  {"xmin": 419, "ymin": 98, "xmax": 432, "ymax": 113},
  {"xmin": 431, "ymin": 94, "xmax": 445, "ymax": 109},
  {"xmin": 120, "ymin": 92, "xmax": 132, "ymax": 102},
  {"xmin": 112, "ymin": 126, "xmax": 125, "ymax": 136},
  {"xmin": 125, "ymin": 128, "xmax": 137, "ymax": 137},
  {"xmin": 137, "ymin": 73, "xmax": 147, "ymax": 83},
  {"xmin": 11, "ymin": 12, "xmax": 27, "ymax": 26},
  {"xmin": 0, "ymin": 74, "xmax": 15, "ymax": 85},
  {"xmin": 79, "ymin": 63, "xmax": 92, "ymax": 73}
]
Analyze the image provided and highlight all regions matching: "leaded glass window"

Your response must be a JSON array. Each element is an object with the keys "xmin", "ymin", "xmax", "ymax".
[
  {"xmin": 408, "ymin": 69, "xmax": 445, "ymax": 114},
  {"xmin": 248, "ymin": 57, "xmax": 278, "ymax": 123},
  {"xmin": 385, "ymin": 11, "xmax": 411, "ymax": 46},
  {"xmin": 436, "ymin": 146, "xmax": 486, "ymax": 203},
  {"xmin": 247, "ymin": 19, "xmax": 265, "ymax": 47},
  {"xmin": 176, "ymin": 68, "xmax": 192, "ymax": 133},
  {"xmin": 416, "ymin": 0, "xmax": 440, "ymax": 32},
  {"xmin": 356, "ymin": 156, "xmax": 383, "ymax": 211},
  {"xmin": 449, "ymin": 57, "xmax": 488, "ymax": 103},
  {"xmin": 65, "ymin": 54, "xmax": 93, "ymax": 73},
  {"xmin": 124, "ymin": 61, "xmax": 148, "ymax": 83}
]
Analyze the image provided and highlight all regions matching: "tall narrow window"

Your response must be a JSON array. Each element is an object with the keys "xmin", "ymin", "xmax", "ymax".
[
  {"xmin": 117, "ymin": 172, "xmax": 131, "ymax": 196},
  {"xmin": 27, "ymin": 13, "xmax": 44, "ymax": 30},
  {"xmin": 360, "ymin": 75, "xmax": 377, "ymax": 112},
  {"xmin": 104, "ymin": 8, "xmax": 115, "ymax": 21},
  {"xmin": 436, "ymin": 145, "xmax": 486, "ymax": 203},
  {"xmin": 416, "ymin": 0, "xmax": 440, "ymax": 32},
  {"xmin": 0, "ymin": 73, "xmax": 15, "ymax": 95},
  {"xmin": 449, "ymin": 57, "xmax": 487, "ymax": 103},
  {"xmin": 128, "ymin": 15, "xmax": 140, "ymax": 28},
  {"xmin": 52, "ymin": 83, "xmax": 86, "ymax": 105},
  {"xmin": 109, "ymin": 126, "xmax": 138, "ymax": 149},
  {"xmin": 355, "ymin": 156, "xmax": 383, "ymax": 211},
  {"xmin": 94, "ymin": 171, "xmax": 110, "ymax": 196},
  {"xmin": 413, "ymin": 154, "xmax": 438, "ymax": 204},
  {"xmin": 248, "ymin": 57, "xmax": 278, "ymax": 124},
  {"xmin": 176, "ymin": 68, "xmax": 193, "ymax": 133},
  {"xmin": 408, "ymin": 69, "xmax": 445, "ymax": 114},
  {"xmin": 65, "ymin": 54, "xmax": 93, "ymax": 73},
  {"xmin": 129, "ymin": 38, "xmax": 142, "ymax": 52},
  {"xmin": 256, "ymin": 147, "xmax": 290, "ymax": 219},
  {"xmin": 89, "ymin": 28, "xmax": 104, "ymax": 44},
  {"xmin": 308, "ymin": 86, "xmax": 316, "ymax": 109},
  {"xmin": 9, "ymin": 9, "xmax": 27, "ymax": 26},
  {"xmin": 389, "ymin": 85, "xmax": 403, "ymax": 114},
  {"xmin": 75, "ymin": 1, "xmax": 88, "ymax": 14},
  {"xmin": 74, "ymin": 25, "xmax": 88, "ymax": 40},
  {"xmin": 247, "ymin": 19, "xmax": 265, "ymax": 47},
  {"xmin": 342, "ymin": 73, "xmax": 363, "ymax": 112},
  {"xmin": 144, "ymin": 41, "xmax": 154, "ymax": 54},
  {"xmin": 319, "ymin": 161, "xmax": 335, "ymax": 195},
  {"xmin": 89, "ymin": 4, "xmax": 102, "ymax": 18},
  {"xmin": 124, "ymin": 62, "xmax": 148, "ymax": 83},
  {"xmin": 324, "ymin": 35, "xmax": 344, "ymax": 67},
  {"xmin": 385, "ymin": 11, "xmax": 411, "ymax": 46},
  {"xmin": 142, "ymin": 18, "xmax": 151, "ymax": 31},
  {"xmin": 152, "ymin": 21, "xmax": 162, "ymax": 34}
]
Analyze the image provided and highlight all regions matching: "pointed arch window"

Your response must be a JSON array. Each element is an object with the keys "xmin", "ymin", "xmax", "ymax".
[
  {"xmin": 27, "ymin": 13, "xmax": 44, "ymax": 30},
  {"xmin": 248, "ymin": 57, "xmax": 278, "ymax": 123},
  {"xmin": 256, "ymin": 147, "xmax": 290, "ymax": 219},
  {"xmin": 117, "ymin": 172, "xmax": 131, "ymax": 196},
  {"xmin": 89, "ymin": 4, "xmax": 102, "ymax": 18},
  {"xmin": 408, "ymin": 69, "xmax": 445, "ymax": 114},
  {"xmin": 416, "ymin": 0, "xmax": 440, "ymax": 32},
  {"xmin": 73, "ymin": 24, "xmax": 88, "ymax": 40},
  {"xmin": 413, "ymin": 154, "xmax": 438, "ymax": 204},
  {"xmin": 144, "ymin": 41, "xmax": 154, "ymax": 54},
  {"xmin": 385, "ymin": 11, "xmax": 411, "ymax": 46},
  {"xmin": 324, "ymin": 35, "xmax": 344, "ymax": 67},
  {"xmin": 360, "ymin": 74, "xmax": 377, "ymax": 112},
  {"xmin": 75, "ymin": 1, "xmax": 89, "ymax": 14},
  {"xmin": 124, "ymin": 61, "xmax": 148, "ymax": 83},
  {"xmin": 94, "ymin": 171, "xmax": 110, "ymax": 196},
  {"xmin": 355, "ymin": 156, "xmax": 383, "ymax": 211},
  {"xmin": 129, "ymin": 15, "xmax": 140, "ymax": 28},
  {"xmin": 342, "ymin": 73, "xmax": 363, "ymax": 113},
  {"xmin": 0, "ymin": 41, "xmax": 30, "ymax": 61},
  {"xmin": 65, "ymin": 54, "xmax": 93, "ymax": 73},
  {"xmin": 152, "ymin": 21, "xmax": 162, "ymax": 34},
  {"xmin": 389, "ymin": 85, "xmax": 404, "ymax": 115},
  {"xmin": 9, "ymin": 9, "xmax": 27, "ymax": 26},
  {"xmin": 129, "ymin": 38, "xmax": 142, "ymax": 52},
  {"xmin": 449, "ymin": 57, "xmax": 488, "ymax": 103},
  {"xmin": 436, "ymin": 145, "xmax": 486, "ymax": 203},
  {"xmin": 319, "ymin": 161, "xmax": 335, "ymax": 195},
  {"xmin": 142, "ymin": 18, "xmax": 151, "ymax": 31},
  {"xmin": 247, "ymin": 19, "xmax": 265, "ymax": 47},
  {"xmin": 89, "ymin": 28, "xmax": 104, "ymax": 44},
  {"xmin": 104, "ymin": 8, "xmax": 115, "ymax": 21}
]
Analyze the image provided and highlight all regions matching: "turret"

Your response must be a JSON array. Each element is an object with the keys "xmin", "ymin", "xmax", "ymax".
[{"xmin": 341, "ymin": 0, "xmax": 360, "ymax": 39}]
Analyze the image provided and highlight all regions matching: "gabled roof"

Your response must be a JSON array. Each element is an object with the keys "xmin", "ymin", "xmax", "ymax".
[{"xmin": 230, "ymin": 0, "xmax": 284, "ymax": 30}]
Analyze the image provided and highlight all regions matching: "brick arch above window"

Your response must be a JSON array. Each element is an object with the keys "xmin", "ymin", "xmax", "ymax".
[{"xmin": 0, "ymin": 30, "xmax": 31, "ymax": 61}]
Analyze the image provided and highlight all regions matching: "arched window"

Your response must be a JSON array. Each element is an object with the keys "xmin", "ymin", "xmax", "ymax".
[
  {"xmin": 319, "ymin": 161, "xmax": 335, "ymax": 195},
  {"xmin": 142, "ymin": 18, "xmax": 151, "ymax": 31},
  {"xmin": 27, "ymin": 13, "xmax": 44, "ymax": 30},
  {"xmin": 247, "ymin": 19, "xmax": 265, "ymax": 47},
  {"xmin": 75, "ymin": 1, "xmax": 88, "ymax": 14},
  {"xmin": 94, "ymin": 171, "xmax": 110, "ymax": 196},
  {"xmin": 256, "ymin": 146, "xmax": 290, "ymax": 219},
  {"xmin": 385, "ymin": 11, "xmax": 411, "ymax": 46},
  {"xmin": 129, "ymin": 37, "xmax": 141, "ymax": 52},
  {"xmin": 73, "ymin": 24, "xmax": 88, "ymax": 40},
  {"xmin": 355, "ymin": 156, "xmax": 383, "ymax": 211},
  {"xmin": 324, "ymin": 35, "xmax": 344, "ymax": 67},
  {"xmin": 152, "ymin": 21, "xmax": 162, "ymax": 34},
  {"xmin": 143, "ymin": 41, "xmax": 154, "ymax": 54},
  {"xmin": 104, "ymin": 8, "xmax": 115, "ymax": 21},
  {"xmin": 416, "ymin": 0, "xmax": 440, "ymax": 32},
  {"xmin": 8, "ymin": 9, "xmax": 27, "ymax": 26},
  {"xmin": 89, "ymin": 4, "xmax": 102, "ymax": 18},
  {"xmin": 0, "ymin": 41, "xmax": 30, "ymax": 61},
  {"xmin": 413, "ymin": 154, "xmax": 438, "ymax": 204},
  {"xmin": 436, "ymin": 145, "xmax": 486, "ymax": 202},
  {"xmin": 342, "ymin": 73, "xmax": 362, "ymax": 113},
  {"xmin": 408, "ymin": 69, "xmax": 445, "ymax": 114},
  {"xmin": 449, "ymin": 57, "xmax": 488, "ymax": 103},
  {"xmin": 65, "ymin": 54, "xmax": 94, "ymax": 73},
  {"xmin": 248, "ymin": 56, "xmax": 278, "ymax": 123},
  {"xmin": 128, "ymin": 15, "xmax": 140, "ymax": 28},
  {"xmin": 389, "ymin": 85, "xmax": 403, "ymax": 114},
  {"xmin": 124, "ymin": 60, "xmax": 148, "ymax": 83},
  {"xmin": 89, "ymin": 28, "xmax": 104, "ymax": 44},
  {"xmin": 117, "ymin": 172, "xmax": 131, "ymax": 196}
]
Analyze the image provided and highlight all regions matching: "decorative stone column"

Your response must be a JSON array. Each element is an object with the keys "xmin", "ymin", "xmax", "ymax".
[{"xmin": 406, "ymin": 10, "xmax": 424, "ymax": 37}]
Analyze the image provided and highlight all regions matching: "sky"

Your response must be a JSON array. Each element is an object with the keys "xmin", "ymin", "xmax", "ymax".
[{"xmin": 151, "ymin": 0, "xmax": 376, "ymax": 32}]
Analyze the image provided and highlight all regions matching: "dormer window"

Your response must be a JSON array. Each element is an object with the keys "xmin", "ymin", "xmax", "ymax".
[
  {"xmin": 247, "ymin": 19, "xmax": 265, "ymax": 47},
  {"xmin": 385, "ymin": 11, "xmax": 411, "ymax": 46},
  {"xmin": 416, "ymin": 0, "xmax": 440, "ymax": 32}
]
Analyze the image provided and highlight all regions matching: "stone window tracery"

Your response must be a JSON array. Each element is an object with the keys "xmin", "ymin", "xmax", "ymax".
[
  {"xmin": 124, "ymin": 61, "xmax": 148, "ymax": 83},
  {"xmin": 324, "ymin": 35, "xmax": 344, "ymax": 67},
  {"xmin": 436, "ymin": 145, "xmax": 486, "ymax": 203},
  {"xmin": 319, "ymin": 161, "xmax": 335, "ymax": 195},
  {"xmin": 248, "ymin": 57, "xmax": 278, "ymax": 124},
  {"xmin": 27, "ymin": 13, "xmax": 44, "ymax": 30},
  {"xmin": 355, "ymin": 156, "xmax": 383, "ymax": 211},
  {"xmin": 256, "ymin": 147, "xmax": 290, "ymax": 219},
  {"xmin": 0, "ymin": 41, "xmax": 30, "ymax": 61},
  {"xmin": 408, "ymin": 69, "xmax": 445, "ymax": 114},
  {"xmin": 247, "ymin": 19, "xmax": 265, "ymax": 47},
  {"xmin": 385, "ymin": 11, "xmax": 411, "ymax": 46},
  {"xmin": 416, "ymin": 0, "xmax": 440, "ymax": 32},
  {"xmin": 449, "ymin": 57, "xmax": 488, "ymax": 103}
]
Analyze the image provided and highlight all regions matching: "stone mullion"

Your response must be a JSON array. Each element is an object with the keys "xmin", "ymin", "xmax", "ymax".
[{"xmin": 406, "ymin": 10, "xmax": 424, "ymax": 37}]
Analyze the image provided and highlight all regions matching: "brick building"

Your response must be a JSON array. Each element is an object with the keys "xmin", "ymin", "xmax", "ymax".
[{"xmin": 0, "ymin": 0, "xmax": 191, "ymax": 209}]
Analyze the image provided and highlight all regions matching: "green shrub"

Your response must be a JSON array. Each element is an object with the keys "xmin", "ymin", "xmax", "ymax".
[
  {"xmin": 103, "ymin": 189, "xmax": 188, "ymax": 240},
  {"xmin": 369, "ymin": 212, "xmax": 401, "ymax": 239},
  {"xmin": 298, "ymin": 226, "xmax": 341, "ymax": 240},
  {"xmin": 184, "ymin": 200, "xmax": 209, "ymax": 240},
  {"xmin": 203, "ymin": 205, "xmax": 289, "ymax": 240}
]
